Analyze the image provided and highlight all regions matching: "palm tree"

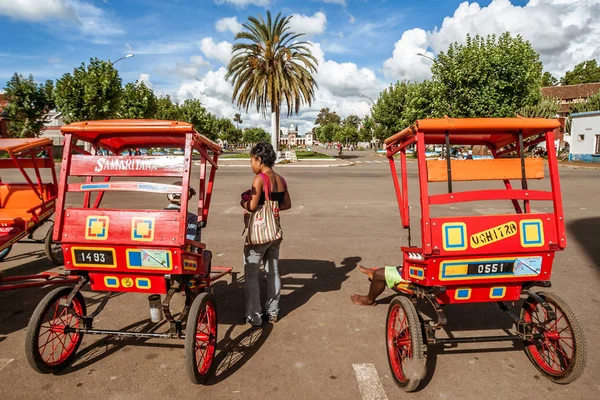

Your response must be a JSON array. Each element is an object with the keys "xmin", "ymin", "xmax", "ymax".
[
  {"xmin": 233, "ymin": 112, "xmax": 243, "ymax": 129},
  {"xmin": 226, "ymin": 11, "xmax": 318, "ymax": 151}
]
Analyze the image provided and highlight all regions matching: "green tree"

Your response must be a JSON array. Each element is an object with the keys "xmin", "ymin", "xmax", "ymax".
[
  {"xmin": 178, "ymin": 99, "xmax": 217, "ymax": 140},
  {"xmin": 566, "ymin": 91, "xmax": 600, "ymax": 132},
  {"xmin": 431, "ymin": 33, "xmax": 542, "ymax": 118},
  {"xmin": 336, "ymin": 124, "xmax": 359, "ymax": 144},
  {"xmin": 561, "ymin": 60, "xmax": 600, "ymax": 85},
  {"xmin": 517, "ymin": 97, "xmax": 560, "ymax": 118},
  {"xmin": 120, "ymin": 81, "xmax": 158, "ymax": 119},
  {"xmin": 227, "ymin": 11, "xmax": 318, "ymax": 151},
  {"xmin": 316, "ymin": 122, "xmax": 341, "ymax": 143},
  {"xmin": 233, "ymin": 112, "xmax": 243, "ymax": 129},
  {"xmin": 216, "ymin": 117, "xmax": 238, "ymax": 144},
  {"xmin": 155, "ymin": 96, "xmax": 181, "ymax": 120},
  {"xmin": 343, "ymin": 114, "xmax": 361, "ymax": 129},
  {"xmin": 54, "ymin": 57, "xmax": 122, "ymax": 123},
  {"xmin": 372, "ymin": 80, "xmax": 435, "ymax": 137},
  {"xmin": 314, "ymin": 107, "xmax": 341, "ymax": 127},
  {"xmin": 3, "ymin": 73, "xmax": 54, "ymax": 137},
  {"xmin": 542, "ymin": 71, "xmax": 558, "ymax": 87},
  {"xmin": 243, "ymin": 127, "xmax": 270, "ymax": 144}
]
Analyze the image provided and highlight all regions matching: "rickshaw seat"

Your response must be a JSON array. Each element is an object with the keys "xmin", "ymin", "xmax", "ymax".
[{"xmin": 0, "ymin": 183, "xmax": 52, "ymax": 210}]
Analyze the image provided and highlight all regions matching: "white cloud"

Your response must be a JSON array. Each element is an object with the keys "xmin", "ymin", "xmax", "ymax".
[
  {"xmin": 215, "ymin": 16, "xmax": 243, "ymax": 35},
  {"xmin": 0, "ymin": 0, "xmax": 77, "ymax": 22},
  {"xmin": 288, "ymin": 12, "xmax": 327, "ymax": 36},
  {"xmin": 200, "ymin": 37, "xmax": 233, "ymax": 65},
  {"xmin": 383, "ymin": 28, "xmax": 434, "ymax": 81},
  {"xmin": 71, "ymin": 0, "xmax": 124, "ymax": 38},
  {"xmin": 156, "ymin": 55, "xmax": 211, "ymax": 80},
  {"xmin": 318, "ymin": 0, "xmax": 346, "ymax": 5},
  {"xmin": 138, "ymin": 74, "xmax": 153, "ymax": 89},
  {"xmin": 128, "ymin": 41, "xmax": 195, "ymax": 55},
  {"xmin": 384, "ymin": 0, "xmax": 600, "ymax": 80},
  {"xmin": 215, "ymin": 0, "xmax": 270, "ymax": 6}
]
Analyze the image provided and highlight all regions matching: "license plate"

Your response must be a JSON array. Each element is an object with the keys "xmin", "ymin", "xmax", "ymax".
[
  {"xmin": 73, "ymin": 249, "xmax": 115, "ymax": 266},
  {"xmin": 467, "ymin": 261, "xmax": 514, "ymax": 275}
]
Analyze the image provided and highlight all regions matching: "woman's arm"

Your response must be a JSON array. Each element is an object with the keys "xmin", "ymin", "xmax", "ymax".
[
  {"xmin": 280, "ymin": 189, "xmax": 292, "ymax": 211},
  {"xmin": 240, "ymin": 175, "xmax": 263, "ymax": 212}
]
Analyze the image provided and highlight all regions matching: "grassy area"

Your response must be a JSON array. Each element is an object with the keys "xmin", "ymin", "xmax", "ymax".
[{"xmin": 221, "ymin": 151, "xmax": 333, "ymax": 159}]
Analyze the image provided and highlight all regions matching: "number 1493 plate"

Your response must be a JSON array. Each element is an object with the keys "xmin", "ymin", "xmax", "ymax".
[{"xmin": 72, "ymin": 248, "xmax": 116, "ymax": 267}]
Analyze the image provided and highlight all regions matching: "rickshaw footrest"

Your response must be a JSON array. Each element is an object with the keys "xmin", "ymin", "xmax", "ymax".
[{"xmin": 429, "ymin": 335, "xmax": 520, "ymax": 345}]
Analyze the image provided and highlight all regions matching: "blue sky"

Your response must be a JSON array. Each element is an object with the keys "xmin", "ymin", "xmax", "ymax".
[{"xmin": 0, "ymin": 0, "xmax": 597, "ymax": 131}]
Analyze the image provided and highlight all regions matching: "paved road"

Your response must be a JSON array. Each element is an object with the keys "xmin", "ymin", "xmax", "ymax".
[{"xmin": 1, "ymin": 151, "xmax": 599, "ymax": 400}]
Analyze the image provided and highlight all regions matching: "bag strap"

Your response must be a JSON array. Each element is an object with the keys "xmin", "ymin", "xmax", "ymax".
[{"xmin": 260, "ymin": 173, "xmax": 272, "ymax": 201}]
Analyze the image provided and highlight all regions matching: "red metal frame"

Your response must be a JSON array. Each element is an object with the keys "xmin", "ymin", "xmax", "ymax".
[
  {"xmin": 53, "ymin": 120, "xmax": 224, "ymax": 294},
  {"xmin": 385, "ymin": 118, "xmax": 565, "ymax": 304}
]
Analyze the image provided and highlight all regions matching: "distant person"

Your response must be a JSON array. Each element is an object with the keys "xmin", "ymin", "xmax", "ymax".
[
  {"xmin": 164, "ymin": 181, "xmax": 199, "ymax": 242},
  {"xmin": 240, "ymin": 142, "xmax": 292, "ymax": 326},
  {"xmin": 134, "ymin": 148, "xmax": 142, "ymax": 156},
  {"xmin": 466, "ymin": 150, "xmax": 473, "ymax": 160}
]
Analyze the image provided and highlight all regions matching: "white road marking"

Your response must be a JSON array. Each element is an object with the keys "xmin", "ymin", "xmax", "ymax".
[
  {"xmin": 0, "ymin": 358, "xmax": 14, "ymax": 372},
  {"xmin": 353, "ymin": 363, "xmax": 389, "ymax": 400},
  {"xmin": 355, "ymin": 161, "xmax": 363, "ymax": 164},
  {"xmin": 365, "ymin": 161, "xmax": 373, "ymax": 163}
]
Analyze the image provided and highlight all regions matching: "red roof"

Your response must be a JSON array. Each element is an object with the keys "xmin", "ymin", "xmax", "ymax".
[
  {"xmin": 61, "ymin": 119, "xmax": 221, "ymax": 154},
  {"xmin": 385, "ymin": 117, "xmax": 560, "ymax": 149},
  {"xmin": 541, "ymin": 83, "xmax": 600, "ymax": 100}
]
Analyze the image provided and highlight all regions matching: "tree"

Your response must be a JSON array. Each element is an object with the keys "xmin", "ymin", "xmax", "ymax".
[
  {"xmin": 315, "ymin": 107, "xmax": 341, "ymax": 127},
  {"xmin": 517, "ymin": 97, "xmax": 560, "ymax": 118},
  {"xmin": 216, "ymin": 117, "xmax": 238, "ymax": 144},
  {"xmin": 178, "ymin": 99, "xmax": 217, "ymax": 140},
  {"xmin": 3, "ymin": 73, "xmax": 54, "ymax": 137},
  {"xmin": 315, "ymin": 122, "xmax": 340, "ymax": 143},
  {"xmin": 54, "ymin": 58, "xmax": 122, "ymax": 123},
  {"xmin": 243, "ymin": 127, "xmax": 270, "ymax": 144},
  {"xmin": 566, "ymin": 91, "xmax": 600, "ymax": 132},
  {"xmin": 371, "ymin": 80, "xmax": 435, "ymax": 137},
  {"xmin": 431, "ymin": 33, "xmax": 542, "ymax": 118},
  {"xmin": 336, "ymin": 124, "xmax": 359, "ymax": 144},
  {"xmin": 227, "ymin": 11, "xmax": 318, "ymax": 152},
  {"xmin": 155, "ymin": 96, "xmax": 181, "ymax": 120},
  {"xmin": 542, "ymin": 72, "xmax": 558, "ymax": 87},
  {"xmin": 343, "ymin": 114, "xmax": 361, "ymax": 129},
  {"xmin": 120, "ymin": 81, "xmax": 158, "ymax": 119},
  {"xmin": 233, "ymin": 112, "xmax": 243, "ymax": 129},
  {"xmin": 561, "ymin": 60, "xmax": 600, "ymax": 85}
]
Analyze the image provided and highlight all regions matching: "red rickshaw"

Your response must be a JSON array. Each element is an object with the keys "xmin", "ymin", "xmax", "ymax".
[
  {"xmin": 384, "ymin": 118, "xmax": 585, "ymax": 391},
  {"xmin": 25, "ymin": 120, "xmax": 231, "ymax": 384}
]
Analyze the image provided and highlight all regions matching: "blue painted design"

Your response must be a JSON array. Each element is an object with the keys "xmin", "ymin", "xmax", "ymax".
[
  {"xmin": 514, "ymin": 257, "xmax": 542, "ymax": 276},
  {"xmin": 133, "ymin": 219, "xmax": 154, "ymax": 239},
  {"xmin": 522, "ymin": 222, "xmax": 542, "ymax": 245},
  {"xmin": 444, "ymin": 225, "xmax": 465, "ymax": 248},
  {"xmin": 456, "ymin": 289, "xmax": 470, "ymax": 299},
  {"xmin": 568, "ymin": 154, "xmax": 600, "ymax": 163},
  {"xmin": 128, "ymin": 251, "xmax": 142, "ymax": 267},
  {"xmin": 137, "ymin": 280, "xmax": 149, "ymax": 287},
  {"xmin": 106, "ymin": 278, "xmax": 117, "ymax": 285},
  {"xmin": 441, "ymin": 259, "xmax": 515, "ymax": 279},
  {"xmin": 81, "ymin": 184, "xmax": 110, "ymax": 190},
  {"xmin": 491, "ymin": 287, "xmax": 504, "ymax": 297}
]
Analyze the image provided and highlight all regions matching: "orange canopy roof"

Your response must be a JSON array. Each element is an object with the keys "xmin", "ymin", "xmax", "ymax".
[
  {"xmin": 61, "ymin": 119, "xmax": 221, "ymax": 153},
  {"xmin": 384, "ymin": 118, "xmax": 560, "ymax": 149},
  {"xmin": 0, "ymin": 138, "xmax": 53, "ymax": 153}
]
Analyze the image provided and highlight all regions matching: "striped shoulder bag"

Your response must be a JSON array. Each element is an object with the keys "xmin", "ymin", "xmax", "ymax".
[{"xmin": 245, "ymin": 173, "xmax": 283, "ymax": 245}]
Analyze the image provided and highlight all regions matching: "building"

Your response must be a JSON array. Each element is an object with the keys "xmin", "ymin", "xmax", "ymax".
[
  {"xmin": 568, "ymin": 111, "xmax": 600, "ymax": 162},
  {"xmin": 279, "ymin": 122, "xmax": 312, "ymax": 147},
  {"xmin": 542, "ymin": 83, "xmax": 600, "ymax": 119}
]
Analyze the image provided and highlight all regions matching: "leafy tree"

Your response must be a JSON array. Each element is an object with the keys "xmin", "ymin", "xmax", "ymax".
[
  {"xmin": 315, "ymin": 107, "xmax": 341, "ymax": 127},
  {"xmin": 120, "ymin": 81, "xmax": 158, "ymax": 119},
  {"xmin": 178, "ymin": 99, "xmax": 217, "ymax": 140},
  {"xmin": 3, "ymin": 73, "xmax": 54, "ymax": 137},
  {"xmin": 55, "ymin": 57, "xmax": 122, "ymax": 123},
  {"xmin": 243, "ymin": 127, "xmax": 270, "ymax": 144},
  {"xmin": 336, "ymin": 124, "xmax": 359, "ymax": 144},
  {"xmin": 216, "ymin": 117, "xmax": 238, "ymax": 143},
  {"xmin": 431, "ymin": 33, "xmax": 542, "ymax": 118},
  {"xmin": 541, "ymin": 72, "xmax": 558, "ymax": 87},
  {"xmin": 517, "ymin": 97, "xmax": 560, "ymax": 118},
  {"xmin": 155, "ymin": 96, "xmax": 181, "ymax": 120},
  {"xmin": 372, "ymin": 80, "xmax": 435, "ymax": 137},
  {"xmin": 233, "ymin": 112, "xmax": 243, "ymax": 129},
  {"xmin": 343, "ymin": 114, "xmax": 361, "ymax": 129},
  {"xmin": 566, "ymin": 91, "xmax": 600, "ymax": 132},
  {"xmin": 316, "ymin": 122, "xmax": 340, "ymax": 143},
  {"xmin": 561, "ymin": 60, "xmax": 600, "ymax": 85},
  {"xmin": 227, "ymin": 11, "xmax": 318, "ymax": 151}
]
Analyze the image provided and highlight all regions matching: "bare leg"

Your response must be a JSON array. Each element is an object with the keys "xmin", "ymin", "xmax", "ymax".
[
  {"xmin": 357, "ymin": 265, "xmax": 378, "ymax": 280},
  {"xmin": 351, "ymin": 268, "xmax": 386, "ymax": 306}
]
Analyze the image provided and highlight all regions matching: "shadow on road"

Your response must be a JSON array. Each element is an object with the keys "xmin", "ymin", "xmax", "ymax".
[{"xmin": 567, "ymin": 217, "xmax": 600, "ymax": 271}]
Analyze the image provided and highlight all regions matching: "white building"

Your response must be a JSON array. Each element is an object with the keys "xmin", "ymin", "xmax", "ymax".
[
  {"xmin": 280, "ymin": 123, "xmax": 312, "ymax": 147},
  {"xmin": 569, "ymin": 111, "xmax": 600, "ymax": 162}
]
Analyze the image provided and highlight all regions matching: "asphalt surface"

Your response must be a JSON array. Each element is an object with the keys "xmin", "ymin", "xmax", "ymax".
[{"xmin": 0, "ymin": 150, "xmax": 599, "ymax": 400}]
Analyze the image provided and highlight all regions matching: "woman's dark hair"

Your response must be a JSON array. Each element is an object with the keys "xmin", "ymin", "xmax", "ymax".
[{"xmin": 250, "ymin": 141, "xmax": 277, "ymax": 167}]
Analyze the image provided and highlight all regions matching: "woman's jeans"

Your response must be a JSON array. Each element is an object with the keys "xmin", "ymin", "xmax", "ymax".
[{"xmin": 244, "ymin": 240, "xmax": 281, "ymax": 323}]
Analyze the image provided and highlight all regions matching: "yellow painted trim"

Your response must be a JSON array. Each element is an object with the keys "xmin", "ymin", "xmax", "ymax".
[
  {"xmin": 71, "ymin": 246, "xmax": 117, "ymax": 268},
  {"xmin": 135, "ymin": 277, "xmax": 151, "ymax": 290},
  {"xmin": 408, "ymin": 266, "xmax": 425, "ymax": 280},
  {"xmin": 104, "ymin": 276, "xmax": 120, "ymax": 288},
  {"xmin": 442, "ymin": 222, "xmax": 468, "ymax": 251},
  {"xmin": 489, "ymin": 286, "xmax": 506, "ymax": 299},
  {"xmin": 131, "ymin": 217, "xmax": 155, "ymax": 242},
  {"xmin": 125, "ymin": 249, "xmax": 173, "ymax": 271},
  {"xmin": 454, "ymin": 288, "xmax": 472, "ymax": 300},
  {"xmin": 520, "ymin": 219, "xmax": 545, "ymax": 248},
  {"xmin": 85, "ymin": 215, "xmax": 109, "ymax": 240},
  {"xmin": 439, "ymin": 257, "xmax": 531, "ymax": 281}
]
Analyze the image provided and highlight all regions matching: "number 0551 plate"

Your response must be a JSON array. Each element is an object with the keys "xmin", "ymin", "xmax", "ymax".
[{"xmin": 71, "ymin": 247, "xmax": 117, "ymax": 268}]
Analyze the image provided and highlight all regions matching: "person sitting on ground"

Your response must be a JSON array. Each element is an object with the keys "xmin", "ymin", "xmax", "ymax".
[{"xmin": 350, "ymin": 265, "xmax": 408, "ymax": 305}]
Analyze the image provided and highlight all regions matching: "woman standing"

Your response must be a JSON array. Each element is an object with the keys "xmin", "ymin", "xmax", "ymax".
[{"xmin": 240, "ymin": 142, "xmax": 292, "ymax": 326}]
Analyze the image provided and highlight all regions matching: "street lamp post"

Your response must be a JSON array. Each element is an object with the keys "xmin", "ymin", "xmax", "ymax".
[
  {"xmin": 112, "ymin": 53, "xmax": 134, "ymax": 65},
  {"xmin": 361, "ymin": 94, "xmax": 377, "ymax": 152}
]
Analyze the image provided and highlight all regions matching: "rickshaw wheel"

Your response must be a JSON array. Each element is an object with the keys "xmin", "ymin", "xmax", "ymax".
[
  {"xmin": 185, "ymin": 292, "xmax": 217, "ymax": 384},
  {"xmin": 521, "ymin": 291, "xmax": 586, "ymax": 384},
  {"xmin": 0, "ymin": 246, "xmax": 11, "ymax": 261},
  {"xmin": 25, "ymin": 287, "xmax": 86, "ymax": 373},
  {"xmin": 44, "ymin": 223, "xmax": 64, "ymax": 265},
  {"xmin": 386, "ymin": 296, "xmax": 425, "ymax": 392}
]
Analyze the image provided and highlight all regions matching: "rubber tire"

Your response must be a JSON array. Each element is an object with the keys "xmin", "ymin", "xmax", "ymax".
[
  {"xmin": 185, "ymin": 292, "xmax": 218, "ymax": 384},
  {"xmin": 0, "ymin": 246, "xmax": 11, "ymax": 262},
  {"xmin": 25, "ymin": 286, "xmax": 86, "ymax": 373},
  {"xmin": 521, "ymin": 291, "xmax": 586, "ymax": 384},
  {"xmin": 44, "ymin": 223, "xmax": 64, "ymax": 266},
  {"xmin": 386, "ymin": 296, "xmax": 425, "ymax": 392}
]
